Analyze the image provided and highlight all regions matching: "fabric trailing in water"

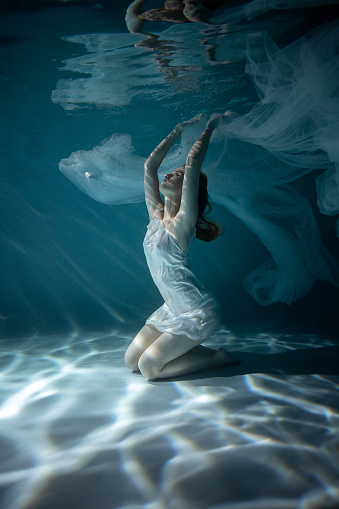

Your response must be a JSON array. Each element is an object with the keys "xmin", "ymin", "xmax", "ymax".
[{"xmin": 59, "ymin": 20, "xmax": 339, "ymax": 306}]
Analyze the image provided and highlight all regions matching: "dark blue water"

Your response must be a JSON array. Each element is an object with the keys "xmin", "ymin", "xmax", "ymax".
[
  {"xmin": 0, "ymin": 2, "xmax": 339, "ymax": 508},
  {"xmin": 1, "ymin": 2, "xmax": 338, "ymax": 338}
]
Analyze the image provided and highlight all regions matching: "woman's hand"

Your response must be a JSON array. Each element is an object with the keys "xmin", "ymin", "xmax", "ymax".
[
  {"xmin": 207, "ymin": 110, "xmax": 236, "ymax": 130},
  {"xmin": 177, "ymin": 114, "xmax": 204, "ymax": 133},
  {"xmin": 206, "ymin": 113, "xmax": 222, "ymax": 130}
]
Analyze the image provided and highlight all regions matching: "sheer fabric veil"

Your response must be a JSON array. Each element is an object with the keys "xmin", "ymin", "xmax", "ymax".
[{"xmin": 59, "ymin": 20, "xmax": 339, "ymax": 306}]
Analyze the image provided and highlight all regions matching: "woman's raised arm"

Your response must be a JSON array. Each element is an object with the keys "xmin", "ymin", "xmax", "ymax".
[
  {"xmin": 144, "ymin": 115, "xmax": 203, "ymax": 220},
  {"xmin": 144, "ymin": 124, "xmax": 183, "ymax": 219},
  {"xmin": 179, "ymin": 114, "xmax": 222, "ymax": 227}
]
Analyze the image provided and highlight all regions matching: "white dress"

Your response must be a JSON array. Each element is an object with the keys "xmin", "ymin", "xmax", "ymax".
[{"xmin": 143, "ymin": 217, "xmax": 220, "ymax": 340}]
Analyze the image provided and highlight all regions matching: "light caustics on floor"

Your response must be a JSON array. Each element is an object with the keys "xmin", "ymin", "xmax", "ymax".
[{"xmin": 0, "ymin": 330, "xmax": 338, "ymax": 509}]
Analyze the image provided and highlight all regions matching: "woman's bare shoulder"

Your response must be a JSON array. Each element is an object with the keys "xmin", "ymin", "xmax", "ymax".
[{"xmin": 170, "ymin": 212, "xmax": 196, "ymax": 253}]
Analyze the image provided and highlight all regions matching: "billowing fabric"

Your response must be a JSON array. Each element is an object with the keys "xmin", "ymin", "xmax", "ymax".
[
  {"xmin": 59, "ymin": 20, "xmax": 339, "ymax": 307},
  {"xmin": 143, "ymin": 218, "xmax": 220, "ymax": 340}
]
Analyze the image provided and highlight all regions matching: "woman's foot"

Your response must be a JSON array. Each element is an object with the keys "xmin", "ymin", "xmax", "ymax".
[{"xmin": 213, "ymin": 347, "xmax": 241, "ymax": 368}]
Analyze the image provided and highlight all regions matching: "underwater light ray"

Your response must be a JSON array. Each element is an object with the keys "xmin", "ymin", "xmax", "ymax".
[
  {"xmin": 0, "ymin": 353, "xmax": 26, "ymax": 380},
  {"xmin": 0, "ymin": 343, "xmax": 124, "ymax": 422},
  {"xmin": 0, "ymin": 370, "xmax": 145, "ymax": 508},
  {"xmin": 246, "ymin": 373, "xmax": 339, "ymax": 423},
  {"xmin": 0, "ymin": 376, "xmax": 63, "ymax": 420},
  {"xmin": 39, "ymin": 235, "xmax": 127, "ymax": 323}
]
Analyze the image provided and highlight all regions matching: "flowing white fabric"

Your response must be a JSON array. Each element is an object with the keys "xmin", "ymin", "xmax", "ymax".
[
  {"xmin": 52, "ymin": 17, "xmax": 302, "ymax": 111},
  {"xmin": 59, "ymin": 20, "xmax": 339, "ymax": 306}
]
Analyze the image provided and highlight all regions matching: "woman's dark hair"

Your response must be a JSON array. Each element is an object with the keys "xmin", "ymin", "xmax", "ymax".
[{"xmin": 197, "ymin": 171, "xmax": 223, "ymax": 242}]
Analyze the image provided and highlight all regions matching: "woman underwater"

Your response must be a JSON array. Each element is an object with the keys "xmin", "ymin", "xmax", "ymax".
[{"xmin": 125, "ymin": 113, "xmax": 239, "ymax": 380}]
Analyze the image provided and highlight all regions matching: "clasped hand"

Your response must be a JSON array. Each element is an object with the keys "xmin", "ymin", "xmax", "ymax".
[
  {"xmin": 177, "ymin": 111, "xmax": 235, "ymax": 133},
  {"xmin": 176, "ymin": 113, "xmax": 204, "ymax": 132},
  {"xmin": 206, "ymin": 111, "xmax": 236, "ymax": 129}
]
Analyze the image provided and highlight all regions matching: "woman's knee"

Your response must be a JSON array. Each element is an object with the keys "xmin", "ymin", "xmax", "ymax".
[
  {"xmin": 124, "ymin": 344, "xmax": 140, "ymax": 371},
  {"xmin": 138, "ymin": 352, "xmax": 162, "ymax": 379},
  {"xmin": 125, "ymin": 325, "xmax": 161, "ymax": 371}
]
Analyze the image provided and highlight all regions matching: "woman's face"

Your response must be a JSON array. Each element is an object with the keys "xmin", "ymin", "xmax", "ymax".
[{"xmin": 160, "ymin": 168, "xmax": 185, "ymax": 198}]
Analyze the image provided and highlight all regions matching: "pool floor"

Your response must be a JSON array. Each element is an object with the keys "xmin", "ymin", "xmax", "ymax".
[{"xmin": 1, "ymin": 329, "xmax": 338, "ymax": 509}]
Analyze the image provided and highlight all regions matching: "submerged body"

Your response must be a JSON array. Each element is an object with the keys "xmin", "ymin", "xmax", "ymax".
[
  {"xmin": 125, "ymin": 0, "xmax": 248, "ymax": 32},
  {"xmin": 125, "ymin": 113, "xmax": 238, "ymax": 379}
]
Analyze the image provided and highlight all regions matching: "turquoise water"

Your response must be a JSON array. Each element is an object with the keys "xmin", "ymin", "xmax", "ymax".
[{"xmin": 0, "ymin": 2, "xmax": 339, "ymax": 508}]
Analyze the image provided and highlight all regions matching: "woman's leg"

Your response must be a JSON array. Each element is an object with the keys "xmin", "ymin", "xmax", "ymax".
[
  {"xmin": 125, "ymin": 324, "xmax": 162, "ymax": 371},
  {"xmin": 138, "ymin": 332, "xmax": 239, "ymax": 379}
]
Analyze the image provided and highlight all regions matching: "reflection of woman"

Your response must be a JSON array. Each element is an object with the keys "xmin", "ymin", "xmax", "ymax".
[
  {"xmin": 126, "ymin": 0, "xmax": 189, "ymax": 32},
  {"xmin": 125, "ymin": 114, "xmax": 239, "ymax": 379},
  {"xmin": 125, "ymin": 0, "xmax": 243, "ymax": 33}
]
